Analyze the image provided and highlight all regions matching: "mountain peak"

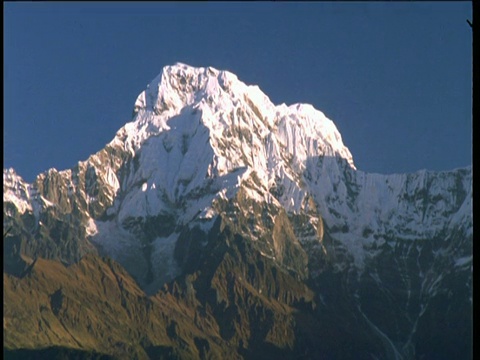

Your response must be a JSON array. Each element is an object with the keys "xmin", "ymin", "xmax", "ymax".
[
  {"xmin": 133, "ymin": 63, "xmax": 236, "ymax": 115},
  {"xmin": 126, "ymin": 64, "xmax": 355, "ymax": 171},
  {"xmin": 103, "ymin": 64, "xmax": 357, "ymax": 227},
  {"xmin": 6, "ymin": 64, "xmax": 470, "ymax": 281},
  {"xmin": 3, "ymin": 63, "xmax": 472, "ymax": 360}
]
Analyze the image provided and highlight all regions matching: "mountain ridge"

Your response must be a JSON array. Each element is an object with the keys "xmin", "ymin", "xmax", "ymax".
[{"xmin": 4, "ymin": 63, "xmax": 472, "ymax": 359}]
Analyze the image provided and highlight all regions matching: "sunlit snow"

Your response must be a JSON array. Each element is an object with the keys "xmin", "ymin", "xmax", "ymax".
[{"xmin": 3, "ymin": 63, "xmax": 472, "ymax": 286}]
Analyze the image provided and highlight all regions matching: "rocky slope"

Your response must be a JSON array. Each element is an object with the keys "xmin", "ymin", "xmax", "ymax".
[{"xmin": 4, "ymin": 63, "xmax": 472, "ymax": 359}]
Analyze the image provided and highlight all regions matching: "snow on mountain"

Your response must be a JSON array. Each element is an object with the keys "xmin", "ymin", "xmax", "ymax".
[
  {"xmin": 3, "ymin": 63, "xmax": 472, "ymax": 289},
  {"xmin": 3, "ymin": 63, "xmax": 472, "ymax": 360},
  {"xmin": 4, "ymin": 169, "xmax": 33, "ymax": 216},
  {"xmin": 108, "ymin": 63, "xmax": 356, "ymax": 219},
  {"xmin": 308, "ymin": 160, "xmax": 472, "ymax": 268}
]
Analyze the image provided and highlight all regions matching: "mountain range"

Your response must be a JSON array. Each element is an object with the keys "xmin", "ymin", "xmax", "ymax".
[{"xmin": 4, "ymin": 63, "xmax": 472, "ymax": 359}]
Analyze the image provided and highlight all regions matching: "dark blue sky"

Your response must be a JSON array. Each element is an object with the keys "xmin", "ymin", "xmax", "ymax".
[{"xmin": 4, "ymin": 2, "xmax": 472, "ymax": 182}]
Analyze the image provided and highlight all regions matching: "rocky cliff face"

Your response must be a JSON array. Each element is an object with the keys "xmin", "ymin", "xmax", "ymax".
[{"xmin": 4, "ymin": 63, "xmax": 472, "ymax": 359}]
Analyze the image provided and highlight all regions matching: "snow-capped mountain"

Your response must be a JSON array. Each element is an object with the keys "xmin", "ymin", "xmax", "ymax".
[{"xmin": 4, "ymin": 63, "xmax": 472, "ymax": 359}]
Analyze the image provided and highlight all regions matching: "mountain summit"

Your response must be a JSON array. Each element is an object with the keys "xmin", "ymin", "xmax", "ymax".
[{"xmin": 4, "ymin": 64, "xmax": 472, "ymax": 359}]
